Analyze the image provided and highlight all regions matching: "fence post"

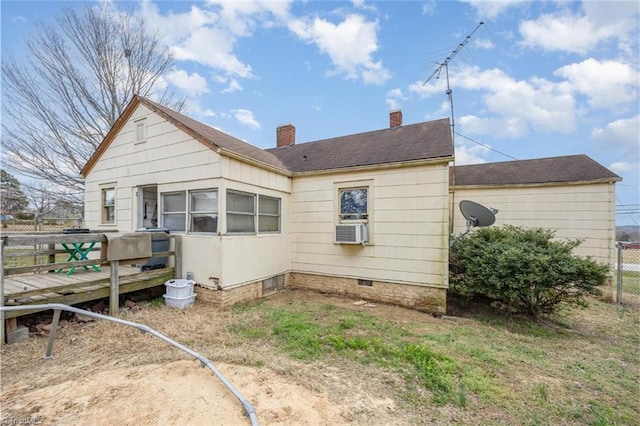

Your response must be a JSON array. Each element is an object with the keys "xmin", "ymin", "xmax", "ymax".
[
  {"xmin": 174, "ymin": 235, "xmax": 182, "ymax": 279},
  {"xmin": 1, "ymin": 236, "xmax": 5, "ymax": 345},
  {"xmin": 616, "ymin": 243, "xmax": 623, "ymax": 304},
  {"xmin": 110, "ymin": 261, "xmax": 119, "ymax": 315}
]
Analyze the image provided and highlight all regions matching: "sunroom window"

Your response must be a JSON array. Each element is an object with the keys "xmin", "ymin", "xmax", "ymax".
[
  {"xmin": 227, "ymin": 190, "xmax": 256, "ymax": 233},
  {"xmin": 258, "ymin": 195, "xmax": 280, "ymax": 233},
  {"xmin": 161, "ymin": 191, "xmax": 186, "ymax": 232},
  {"xmin": 190, "ymin": 190, "xmax": 218, "ymax": 233}
]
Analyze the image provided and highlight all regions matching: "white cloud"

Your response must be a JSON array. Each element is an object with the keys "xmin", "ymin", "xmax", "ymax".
[
  {"xmin": 11, "ymin": 15, "xmax": 27, "ymax": 24},
  {"xmin": 138, "ymin": 1, "xmax": 293, "ymax": 79},
  {"xmin": 592, "ymin": 115, "xmax": 640, "ymax": 156},
  {"xmin": 414, "ymin": 65, "xmax": 576, "ymax": 138},
  {"xmin": 519, "ymin": 2, "xmax": 639, "ymax": 55},
  {"xmin": 221, "ymin": 79, "xmax": 243, "ymax": 93},
  {"xmin": 554, "ymin": 59, "xmax": 639, "ymax": 111},
  {"xmin": 473, "ymin": 38, "xmax": 494, "ymax": 50},
  {"xmin": 463, "ymin": 0, "xmax": 522, "ymax": 19},
  {"xmin": 232, "ymin": 109, "xmax": 260, "ymax": 129},
  {"xmin": 170, "ymin": 27, "xmax": 253, "ymax": 78},
  {"xmin": 165, "ymin": 69, "xmax": 210, "ymax": 96},
  {"xmin": 385, "ymin": 88, "xmax": 406, "ymax": 110},
  {"xmin": 421, "ymin": 1, "xmax": 437, "ymax": 16},
  {"xmin": 289, "ymin": 14, "xmax": 391, "ymax": 85},
  {"xmin": 608, "ymin": 161, "xmax": 639, "ymax": 174},
  {"xmin": 459, "ymin": 115, "xmax": 530, "ymax": 139},
  {"xmin": 455, "ymin": 143, "xmax": 489, "ymax": 165},
  {"xmin": 204, "ymin": 0, "xmax": 293, "ymax": 36},
  {"xmin": 351, "ymin": 0, "xmax": 377, "ymax": 12}
]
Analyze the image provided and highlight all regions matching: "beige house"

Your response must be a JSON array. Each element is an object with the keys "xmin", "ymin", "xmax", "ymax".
[
  {"xmin": 450, "ymin": 155, "xmax": 621, "ymax": 270},
  {"xmin": 82, "ymin": 96, "xmax": 620, "ymax": 312},
  {"xmin": 81, "ymin": 96, "xmax": 454, "ymax": 313}
]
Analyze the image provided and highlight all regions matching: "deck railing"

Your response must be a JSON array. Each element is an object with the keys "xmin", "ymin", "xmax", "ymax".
[{"xmin": 1, "ymin": 231, "xmax": 182, "ymax": 342}]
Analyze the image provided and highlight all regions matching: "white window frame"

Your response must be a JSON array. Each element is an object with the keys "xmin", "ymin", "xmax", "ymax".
[
  {"xmin": 258, "ymin": 195, "xmax": 281, "ymax": 233},
  {"xmin": 339, "ymin": 187, "xmax": 369, "ymax": 222},
  {"xmin": 135, "ymin": 118, "xmax": 146, "ymax": 143},
  {"xmin": 101, "ymin": 186, "xmax": 116, "ymax": 225},
  {"xmin": 161, "ymin": 191, "xmax": 187, "ymax": 232},
  {"xmin": 334, "ymin": 179, "xmax": 373, "ymax": 244},
  {"xmin": 189, "ymin": 189, "xmax": 218, "ymax": 233},
  {"xmin": 226, "ymin": 190, "xmax": 256, "ymax": 234}
]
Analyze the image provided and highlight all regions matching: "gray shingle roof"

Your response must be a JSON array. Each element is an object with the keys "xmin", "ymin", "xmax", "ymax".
[
  {"xmin": 266, "ymin": 118, "xmax": 453, "ymax": 173},
  {"xmin": 452, "ymin": 154, "xmax": 621, "ymax": 186}
]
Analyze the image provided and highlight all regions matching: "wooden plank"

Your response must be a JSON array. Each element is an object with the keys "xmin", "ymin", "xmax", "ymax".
[
  {"xmin": 5, "ymin": 258, "xmax": 104, "ymax": 276},
  {"xmin": 5, "ymin": 278, "xmax": 111, "ymax": 301},
  {"xmin": 3, "ymin": 247, "xmax": 98, "ymax": 259},
  {"xmin": 3, "ymin": 268, "xmax": 175, "ymax": 319},
  {"xmin": 110, "ymin": 261, "xmax": 119, "ymax": 315},
  {"xmin": 174, "ymin": 236, "xmax": 182, "ymax": 279},
  {"xmin": 4, "ymin": 233, "xmax": 107, "ymax": 246},
  {"xmin": 5, "ymin": 318, "xmax": 17, "ymax": 333}
]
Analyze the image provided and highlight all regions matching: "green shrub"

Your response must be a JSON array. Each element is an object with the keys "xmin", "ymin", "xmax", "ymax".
[{"xmin": 449, "ymin": 225, "xmax": 609, "ymax": 319}]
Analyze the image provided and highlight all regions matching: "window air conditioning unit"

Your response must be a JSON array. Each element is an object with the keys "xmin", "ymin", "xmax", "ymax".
[{"xmin": 335, "ymin": 223, "xmax": 368, "ymax": 244}]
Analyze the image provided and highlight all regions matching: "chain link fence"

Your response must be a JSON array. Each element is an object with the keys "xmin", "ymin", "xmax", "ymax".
[
  {"xmin": 1, "ymin": 218, "xmax": 81, "ymax": 233},
  {"xmin": 616, "ymin": 242, "xmax": 640, "ymax": 307},
  {"xmin": 1, "ymin": 218, "xmax": 83, "ymax": 269}
]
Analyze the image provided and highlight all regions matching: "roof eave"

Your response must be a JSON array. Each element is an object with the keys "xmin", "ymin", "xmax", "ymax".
[
  {"xmin": 291, "ymin": 155, "xmax": 454, "ymax": 177},
  {"xmin": 217, "ymin": 147, "xmax": 292, "ymax": 177},
  {"xmin": 451, "ymin": 176, "xmax": 622, "ymax": 189}
]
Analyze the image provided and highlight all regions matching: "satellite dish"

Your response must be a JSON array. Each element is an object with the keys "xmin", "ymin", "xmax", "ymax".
[
  {"xmin": 459, "ymin": 200, "xmax": 496, "ymax": 228},
  {"xmin": 450, "ymin": 200, "xmax": 498, "ymax": 246}
]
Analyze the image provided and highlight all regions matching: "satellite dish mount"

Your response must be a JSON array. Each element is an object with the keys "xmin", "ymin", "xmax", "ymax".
[{"xmin": 451, "ymin": 200, "xmax": 498, "ymax": 246}]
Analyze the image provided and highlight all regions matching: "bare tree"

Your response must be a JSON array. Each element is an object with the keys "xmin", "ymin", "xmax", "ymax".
[
  {"xmin": 1, "ymin": 3, "xmax": 184, "ymax": 203},
  {"xmin": 24, "ymin": 182, "xmax": 56, "ymax": 222}
]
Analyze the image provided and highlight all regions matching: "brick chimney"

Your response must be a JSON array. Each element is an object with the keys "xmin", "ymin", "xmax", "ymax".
[
  {"xmin": 389, "ymin": 110, "xmax": 402, "ymax": 128},
  {"xmin": 276, "ymin": 124, "xmax": 295, "ymax": 147}
]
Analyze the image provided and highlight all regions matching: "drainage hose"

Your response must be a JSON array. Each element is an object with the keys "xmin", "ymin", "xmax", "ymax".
[{"xmin": 0, "ymin": 304, "xmax": 259, "ymax": 426}]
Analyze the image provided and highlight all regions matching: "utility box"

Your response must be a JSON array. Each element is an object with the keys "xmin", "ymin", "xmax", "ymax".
[{"xmin": 135, "ymin": 227, "xmax": 170, "ymax": 271}]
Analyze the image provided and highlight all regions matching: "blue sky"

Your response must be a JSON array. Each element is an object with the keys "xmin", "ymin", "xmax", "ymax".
[{"xmin": 2, "ymin": 0, "xmax": 639, "ymax": 226}]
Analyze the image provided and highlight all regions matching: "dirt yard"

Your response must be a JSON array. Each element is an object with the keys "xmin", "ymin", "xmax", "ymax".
[
  {"xmin": 1, "ymin": 288, "xmax": 637, "ymax": 425},
  {"xmin": 1, "ymin": 290, "xmax": 430, "ymax": 426}
]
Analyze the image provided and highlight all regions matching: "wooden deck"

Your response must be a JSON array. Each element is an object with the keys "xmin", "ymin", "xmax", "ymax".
[
  {"xmin": 1, "ymin": 231, "xmax": 182, "ymax": 323},
  {"xmin": 3, "ymin": 266, "xmax": 175, "ymax": 319}
]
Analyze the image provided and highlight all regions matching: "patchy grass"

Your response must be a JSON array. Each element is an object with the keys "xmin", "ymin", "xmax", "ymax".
[
  {"xmin": 2, "ymin": 289, "xmax": 638, "ymax": 425},
  {"xmin": 227, "ymin": 293, "xmax": 640, "ymax": 424}
]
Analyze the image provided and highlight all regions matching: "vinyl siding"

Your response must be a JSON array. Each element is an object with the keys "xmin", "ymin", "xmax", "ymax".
[
  {"xmin": 84, "ymin": 104, "xmax": 292, "ymax": 289},
  {"xmin": 290, "ymin": 163, "xmax": 450, "ymax": 288},
  {"xmin": 451, "ymin": 182, "xmax": 617, "ymax": 267}
]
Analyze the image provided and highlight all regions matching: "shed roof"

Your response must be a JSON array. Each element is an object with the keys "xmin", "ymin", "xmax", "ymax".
[
  {"xmin": 266, "ymin": 118, "xmax": 453, "ymax": 173},
  {"xmin": 452, "ymin": 154, "xmax": 621, "ymax": 186}
]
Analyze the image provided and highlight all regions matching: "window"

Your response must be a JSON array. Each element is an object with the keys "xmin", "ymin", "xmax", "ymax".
[
  {"xmin": 135, "ymin": 119, "xmax": 146, "ymax": 143},
  {"xmin": 258, "ymin": 195, "xmax": 280, "ymax": 233},
  {"xmin": 227, "ymin": 190, "xmax": 256, "ymax": 233},
  {"xmin": 162, "ymin": 191, "xmax": 186, "ymax": 232},
  {"xmin": 340, "ymin": 188, "xmax": 368, "ymax": 221},
  {"xmin": 190, "ymin": 190, "xmax": 218, "ymax": 233},
  {"xmin": 101, "ymin": 188, "xmax": 115, "ymax": 224}
]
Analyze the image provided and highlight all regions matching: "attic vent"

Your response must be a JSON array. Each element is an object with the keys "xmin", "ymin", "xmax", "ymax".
[{"xmin": 335, "ymin": 224, "xmax": 368, "ymax": 244}]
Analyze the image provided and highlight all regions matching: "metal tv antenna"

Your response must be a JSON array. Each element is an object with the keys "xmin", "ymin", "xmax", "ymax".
[
  {"xmin": 423, "ymin": 21, "xmax": 484, "ymax": 131},
  {"xmin": 424, "ymin": 22, "xmax": 484, "ymax": 234},
  {"xmin": 450, "ymin": 200, "xmax": 498, "ymax": 246}
]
